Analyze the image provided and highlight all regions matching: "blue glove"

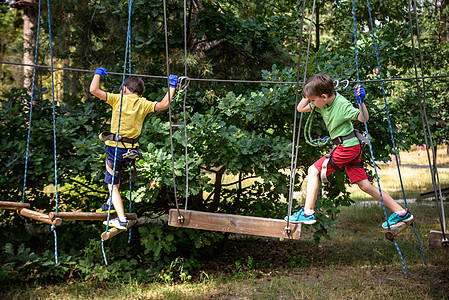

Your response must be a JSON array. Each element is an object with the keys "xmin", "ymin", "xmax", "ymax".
[
  {"xmin": 354, "ymin": 84, "xmax": 366, "ymax": 104},
  {"xmin": 94, "ymin": 67, "xmax": 108, "ymax": 76},
  {"xmin": 169, "ymin": 75, "xmax": 178, "ymax": 88}
]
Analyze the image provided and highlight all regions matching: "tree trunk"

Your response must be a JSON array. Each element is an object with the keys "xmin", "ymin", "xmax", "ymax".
[
  {"xmin": 22, "ymin": 1, "xmax": 38, "ymax": 93},
  {"xmin": 441, "ymin": 0, "xmax": 448, "ymax": 43},
  {"xmin": 315, "ymin": 4, "xmax": 320, "ymax": 52},
  {"xmin": 209, "ymin": 166, "xmax": 227, "ymax": 212}
]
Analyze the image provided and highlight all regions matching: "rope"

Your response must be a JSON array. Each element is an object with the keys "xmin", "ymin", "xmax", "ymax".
[
  {"xmin": 127, "ymin": 5, "xmax": 133, "ymax": 244},
  {"xmin": 47, "ymin": 0, "xmax": 59, "ymax": 264},
  {"xmin": 407, "ymin": 0, "xmax": 447, "ymax": 238},
  {"xmin": 22, "ymin": 0, "xmax": 41, "ymax": 205},
  {"xmin": 352, "ymin": 0, "xmax": 406, "ymax": 277},
  {"xmin": 162, "ymin": 0, "xmax": 183, "ymax": 217},
  {"xmin": 286, "ymin": 0, "xmax": 313, "ymax": 228},
  {"xmin": 102, "ymin": 0, "xmax": 133, "ymax": 265},
  {"xmin": 366, "ymin": 0, "xmax": 426, "ymax": 265},
  {"xmin": 304, "ymin": 106, "xmax": 331, "ymax": 147},
  {"xmin": 182, "ymin": 0, "xmax": 190, "ymax": 210},
  {"xmin": 2, "ymin": 60, "xmax": 448, "ymax": 85}
]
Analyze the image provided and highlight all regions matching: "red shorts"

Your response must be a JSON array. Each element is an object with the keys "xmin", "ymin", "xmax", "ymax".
[{"xmin": 314, "ymin": 144, "xmax": 367, "ymax": 184}]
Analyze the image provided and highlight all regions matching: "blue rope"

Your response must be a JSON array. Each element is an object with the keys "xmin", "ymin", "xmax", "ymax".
[
  {"xmin": 392, "ymin": 238, "xmax": 407, "ymax": 278},
  {"xmin": 127, "ymin": 1, "xmax": 133, "ymax": 244},
  {"xmin": 47, "ymin": 0, "xmax": 59, "ymax": 264},
  {"xmin": 352, "ymin": 0, "xmax": 406, "ymax": 277},
  {"xmin": 22, "ymin": 0, "xmax": 42, "ymax": 205},
  {"xmin": 102, "ymin": 0, "xmax": 133, "ymax": 265},
  {"xmin": 51, "ymin": 225, "xmax": 58, "ymax": 263},
  {"xmin": 366, "ymin": 0, "xmax": 426, "ymax": 266}
]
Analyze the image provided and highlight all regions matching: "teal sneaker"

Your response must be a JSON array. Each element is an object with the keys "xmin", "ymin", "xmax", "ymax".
[
  {"xmin": 96, "ymin": 202, "xmax": 116, "ymax": 214},
  {"xmin": 103, "ymin": 217, "xmax": 129, "ymax": 230},
  {"xmin": 285, "ymin": 208, "xmax": 316, "ymax": 224},
  {"xmin": 382, "ymin": 210, "xmax": 414, "ymax": 228}
]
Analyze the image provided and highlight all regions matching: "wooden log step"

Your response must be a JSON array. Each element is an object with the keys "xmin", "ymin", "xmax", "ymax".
[
  {"xmin": 48, "ymin": 211, "xmax": 137, "ymax": 221},
  {"xmin": 101, "ymin": 220, "xmax": 136, "ymax": 241},
  {"xmin": 18, "ymin": 208, "xmax": 62, "ymax": 226},
  {"xmin": 0, "ymin": 201, "xmax": 31, "ymax": 210},
  {"xmin": 418, "ymin": 186, "xmax": 449, "ymax": 200},
  {"xmin": 168, "ymin": 209, "xmax": 301, "ymax": 240},
  {"xmin": 429, "ymin": 230, "xmax": 449, "ymax": 250},
  {"xmin": 384, "ymin": 217, "xmax": 414, "ymax": 240}
]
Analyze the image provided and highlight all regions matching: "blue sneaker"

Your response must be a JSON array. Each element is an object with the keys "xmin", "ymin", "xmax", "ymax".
[
  {"xmin": 382, "ymin": 210, "xmax": 414, "ymax": 228},
  {"xmin": 103, "ymin": 217, "xmax": 129, "ymax": 230},
  {"xmin": 96, "ymin": 202, "xmax": 116, "ymax": 214},
  {"xmin": 285, "ymin": 208, "xmax": 316, "ymax": 224}
]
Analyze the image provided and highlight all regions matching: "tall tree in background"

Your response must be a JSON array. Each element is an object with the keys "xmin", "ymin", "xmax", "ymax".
[{"xmin": 10, "ymin": 0, "xmax": 38, "ymax": 92}]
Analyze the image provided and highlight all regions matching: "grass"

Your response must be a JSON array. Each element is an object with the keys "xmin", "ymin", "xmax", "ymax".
[{"xmin": 2, "ymin": 147, "xmax": 449, "ymax": 299}]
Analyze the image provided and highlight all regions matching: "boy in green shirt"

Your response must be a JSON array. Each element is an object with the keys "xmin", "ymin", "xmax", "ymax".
[
  {"xmin": 90, "ymin": 67, "xmax": 178, "ymax": 229},
  {"xmin": 286, "ymin": 73, "xmax": 413, "ymax": 228}
]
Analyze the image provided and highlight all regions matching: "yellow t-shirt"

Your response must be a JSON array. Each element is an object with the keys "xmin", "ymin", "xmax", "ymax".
[{"xmin": 105, "ymin": 93, "xmax": 156, "ymax": 148}]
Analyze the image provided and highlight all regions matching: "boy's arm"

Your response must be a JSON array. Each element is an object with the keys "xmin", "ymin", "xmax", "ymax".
[
  {"xmin": 297, "ymin": 97, "xmax": 312, "ymax": 112},
  {"xmin": 357, "ymin": 102, "xmax": 369, "ymax": 122},
  {"xmin": 154, "ymin": 75, "xmax": 178, "ymax": 111},
  {"xmin": 89, "ymin": 68, "xmax": 108, "ymax": 101},
  {"xmin": 354, "ymin": 84, "xmax": 369, "ymax": 122}
]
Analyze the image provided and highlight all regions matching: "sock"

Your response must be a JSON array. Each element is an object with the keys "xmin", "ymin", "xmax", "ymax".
[
  {"xmin": 394, "ymin": 209, "xmax": 407, "ymax": 216},
  {"xmin": 119, "ymin": 216, "xmax": 127, "ymax": 223},
  {"xmin": 304, "ymin": 209, "xmax": 315, "ymax": 216}
]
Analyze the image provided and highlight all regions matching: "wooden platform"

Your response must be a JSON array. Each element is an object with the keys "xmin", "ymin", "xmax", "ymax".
[
  {"xmin": 429, "ymin": 230, "xmax": 449, "ymax": 250},
  {"xmin": 0, "ymin": 201, "xmax": 30, "ymax": 210},
  {"xmin": 418, "ymin": 186, "xmax": 449, "ymax": 200},
  {"xmin": 168, "ymin": 209, "xmax": 301, "ymax": 239},
  {"xmin": 385, "ymin": 217, "xmax": 414, "ymax": 240},
  {"xmin": 48, "ymin": 211, "xmax": 137, "ymax": 221},
  {"xmin": 101, "ymin": 220, "xmax": 136, "ymax": 240}
]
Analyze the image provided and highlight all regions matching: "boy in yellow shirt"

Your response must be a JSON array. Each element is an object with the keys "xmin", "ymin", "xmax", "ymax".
[{"xmin": 89, "ymin": 67, "xmax": 178, "ymax": 229}]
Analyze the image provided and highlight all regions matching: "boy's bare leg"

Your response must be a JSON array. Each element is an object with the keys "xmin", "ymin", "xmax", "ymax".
[
  {"xmin": 304, "ymin": 165, "xmax": 320, "ymax": 211},
  {"xmin": 356, "ymin": 179, "xmax": 403, "ymax": 212},
  {"xmin": 108, "ymin": 183, "xmax": 126, "ymax": 219}
]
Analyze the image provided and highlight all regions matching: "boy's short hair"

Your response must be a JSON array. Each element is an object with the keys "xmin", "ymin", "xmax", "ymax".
[
  {"xmin": 302, "ymin": 73, "xmax": 334, "ymax": 98},
  {"xmin": 124, "ymin": 77, "xmax": 144, "ymax": 95}
]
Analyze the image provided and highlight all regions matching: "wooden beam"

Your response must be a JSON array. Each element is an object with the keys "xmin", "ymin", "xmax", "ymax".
[
  {"xmin": 48, "ymin": 211, "xmax": 137, "ymax": 221},
  {"xmin": 100, "ymin": 220, "xmax": 135, "ymax": 241},
  {"xmin": 0, "ymin": 201, "xmax": 30, "ymax": 210},
  {"xmin": 168, "ymin": 209, "xmax": 301, "ymax": 240},
  {"xmin": 385, "ymin": 218, "xmax": 414, "ymax": 240},
  {"xmin": 418, "ymin": 186, "xmax": 449, "ymax": 200},
  {"xmin": 18, "ymin": 208, "xmax": 62, "ymax": 226},
  {"xmin": 429, "ymin": 230, "xmax": 449, "ymax": 250}
]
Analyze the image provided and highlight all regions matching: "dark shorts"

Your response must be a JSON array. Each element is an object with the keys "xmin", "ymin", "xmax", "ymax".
[
  {"xmin": 104, "ymin": 146, "xmax": 134, "ymax": 185},
  {"xmin": 314, "ymin": 144, "xmax": 368, "ymax": 184}
]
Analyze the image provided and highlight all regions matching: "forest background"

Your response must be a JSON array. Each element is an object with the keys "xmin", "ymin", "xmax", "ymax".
[{"xmin": 0, "ymin": 0, "xmax": 448, "ymax": 285}]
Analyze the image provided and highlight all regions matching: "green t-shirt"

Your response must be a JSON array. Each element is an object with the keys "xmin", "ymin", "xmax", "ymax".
[{"xmin": 311, "ymin": 93, "xmax": 360, "ymax": 147}]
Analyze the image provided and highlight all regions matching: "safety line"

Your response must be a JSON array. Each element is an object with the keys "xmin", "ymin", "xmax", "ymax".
[{"xmin": 2, "ymin": 60, "xmax": 448, "ymax": 85}]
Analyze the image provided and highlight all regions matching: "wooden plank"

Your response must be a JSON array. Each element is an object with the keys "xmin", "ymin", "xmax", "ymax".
[
  {"xmin": 384, "ymin": 217, "xmax": 414, "ymax": 240},
  {"xmin": 0, "ymin": 201, "xmax": 30, "ymax": 210},
  {"xmin": 18, "ymin": 208, "xmax": 62, "ymax": 226},
  {"xmin": 418, "ymin": 186, "xmax": 449, "ymax": 200},
  {"xmin": 48, "ymin": 211, "xmax": 137, "ymax": 221},
  {"xmin": 168, "ymin": 209, "xmax": 301, "ymax": 240},
  {"xmin": 101, "ymin": 220, "xmax": 135, "ymax": 241},
  {"xmin": 429, "ymin": 230, "xmax": 449, "ymax": 250}
]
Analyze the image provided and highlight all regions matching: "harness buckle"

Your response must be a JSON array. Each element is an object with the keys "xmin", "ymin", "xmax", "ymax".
[{"xmin": 123, "ymin": 149, "xmax": 142, "ymax": 160}]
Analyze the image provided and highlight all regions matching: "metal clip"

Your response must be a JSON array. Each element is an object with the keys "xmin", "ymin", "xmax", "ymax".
[
  {"xmin": 177, "ymin": 76, "xmax": 190, "ymax": 91},
  {"xmin": 178, "ymin": 214, "xmax": 185, "ymax": 223}
]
